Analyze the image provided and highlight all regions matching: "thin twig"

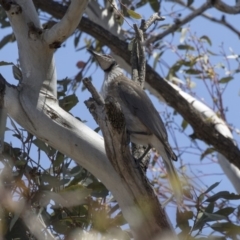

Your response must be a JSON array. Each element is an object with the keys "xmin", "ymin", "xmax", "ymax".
[
  {"xmin": 140, "ymin": 13, "xmax": 165, "ymax": 32},
  {"xmin": 82, "ymin": 78, "xmax": 104, "ymax": 105},
  {"xmin": 174, "ymin": 0, "xmax": 240, "ymax": 38},
  {"xmin": 134, "ymin": 24, "xmax": 145, "ymax": 88},
  {"xmin": 145, "ymin": 1, "xmax": 212, "ymax": 45},
  {"xmin": 131, "ymin": 38, "xmax": 139, "ymax": 83}
]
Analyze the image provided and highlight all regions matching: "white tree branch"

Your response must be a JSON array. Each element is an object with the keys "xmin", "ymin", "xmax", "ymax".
[
  {"xmin": 166, "ymin": 80, "xmax": 240, "ymax": 193},
  {"xmin": 3, "ymin": 82, "xmax": 157, "ymax": 236},
  {"xmin": 217, "ymin": 153, "xmax": 240, "ymax": 193},
  {"xmin": 44, "ymin": 0, "xmax": 89, "ymax": 45}
]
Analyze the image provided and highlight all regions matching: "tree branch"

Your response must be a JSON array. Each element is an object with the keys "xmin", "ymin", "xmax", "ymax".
[
  {"xmin": 212, "ymin": 0, "xmax": 240, "ymax": 14},
  {"xmin": 0, "ymin": 74, "xmax": 7, "ymax": 153},
  {"xmin": 1, "ymin": 76, "xmax": 155, "ymax": 237},
  {"xmin": 83, "ymin": 78, "xmax": 174, "ymax": 240},
  {"xmin": 173, "ymin": 0, "xmax": 240, "ymax": 37},
  {"xmin": 43, "ymin": 0, "xmax": 88, "ymax": 47},
  {"xmin": 145, "ymin": 1, "xmax": 212, "ymax": 45},
  {"xmin": 32, "ymin": 0, "xmax": 240, "ymax": 172}
]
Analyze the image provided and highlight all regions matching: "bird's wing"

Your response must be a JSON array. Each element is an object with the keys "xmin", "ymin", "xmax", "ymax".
[{"xmin": 114, "ymin": 77, "xmax": 177, "ymax": 161}]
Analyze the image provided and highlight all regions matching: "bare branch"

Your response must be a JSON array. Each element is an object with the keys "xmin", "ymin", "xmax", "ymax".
[
  {"xmin": 44, "ymin": 0, "xmax": 88, "ymax": 46},
  {"xmin": 145, "ymin": 1, "xmax": 212, "ymax": 45},
  {"xmin": 173, "ymin": 0, "xmax": 240, "ymax": 37},
  {"xmin": 82, "ymin": 78, "xmax": 104, "ymax": 105},
  {"xmin": 140, "ymin": 13, "xmax": 165, "ymax": 32},
  {"xmin": 134, "ymin": 25, "xmax": 146, "ymax": 87},
  {"xmin": 212, "ymin": 0, "xmax": 240, "ymax": 14}
]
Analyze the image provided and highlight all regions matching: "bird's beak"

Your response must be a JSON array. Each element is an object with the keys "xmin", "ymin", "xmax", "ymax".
[
  {"xmin": 88, "ymin": 49, "xmax": 101, "ymax": 57},
  {"xmin": 88, "ymin": 49, "xmax": 115, "ymax": 71}
]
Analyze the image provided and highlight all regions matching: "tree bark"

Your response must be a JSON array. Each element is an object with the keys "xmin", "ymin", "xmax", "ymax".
[{"xmin": 83, "ymin": 78, "xmax": 174, "ymax": 240}]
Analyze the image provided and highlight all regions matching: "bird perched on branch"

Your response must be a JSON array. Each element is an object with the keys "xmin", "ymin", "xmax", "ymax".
[{"xmin": 89, "ymin": 49, "xmax": 182, "ymax": 202}]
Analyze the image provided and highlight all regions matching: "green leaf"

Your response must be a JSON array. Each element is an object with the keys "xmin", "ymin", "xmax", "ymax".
[
  {"xmin": 205, "ymin": 201, "xmax": 215, "ymax": 213},
  {"xmin": 12, "ymin": 65, "xmax": 22, "ymax": 81},
  {"xmin": 0, "ymin": 61, "xmax": 13, "ymax": 66},
  {"xmin": 207, "ymin": 49, "xmax": 218, "ymax": 56},
  {"xmin": 32, "ymin": 138, "xmax": 50, "ymax": 155},
  {"xmin": 88, "ymin": 181, "xmax": 109, "ymax": 198},
  {"xmin": 94, "ymin": 126, "xmax": 101, "ymax": 133},
  {"xmin": 70, "ymin": 165, "xmax": 82, "ymax": 175},
  {"xmin": 178, "ymin": 44, "xmax": 195, "ymax": 51},
  {"xmin": 51, "ymin": 221, "xmax": 69, "ymax": 235},
  {"xmin": 15, "ymin": 159, "xmax": 27, "ymax": 167},
  {"xmin": 58, "ymin": 78, "xmax": 71, "ymax": 93},
  {"xmin": 200, "ymin": 35, "xmax": 212, "ymax": 46},
  {"xmin": 205, "ymin": 191, "xmax": 240, "ymax": 202},
  {"xmin": 74, "ymin": 31, "xmax": 81, "ymax": 48},
  {"xmin": 53, "ymin": 152, "xmax": 64, "ymax": 167},
  {"xmin": 176, "ymin": 209, "xmax": 193, "ymax": 229},
  {"xmin": 59, "ymin": 94, "xmax": 79, "ymax": 111},
  {"xmin": 204, "ymin": 212, "xmax": 228, "ymax": 221},
  {"xmin": 200, "ymin": 147, "xmax": 215, "ymax": 160},
  {"xmin": 41, "ymin": 174, "xmax": 61, "ymax": 187},
  {"xmin": 180, "ymin": 28, "xmax": 188, "ymax": 43},
  {"xmin": 211, "ymin": 222, "xmax": 240, "ymax": 234},
  {"xmin": 185, "ymin": 68, "xmax": 202, "ymax": 75},
  {"xmin": 193, "ymin": 202, "xmax": 214, "ymax": 230},
  {"xmin": 213, "ymin": 207, "xmax": 235, "ymax": 217},
  {"xmin": 181, "ymin": 119, "xmax": 188, "ymax": 131},
  {"xmin": 127, "ymin": 9, "xmax": 142, "ymax": 19},
  {"xmin": 0, "ymin": 34, "xmax": 14, "ymax": 49},
  {"xmin": 149, "ymin": 0, "xmax": 160, "ymax": 12},
  {"xmin": 136, "ymin": 0, "xmax": 148, "ymax": 8},
  {"xmin": 204, "ymin": 181, "xmax": 221, "ymax": 194},
  {"xmin": 59, "ymin": 185, "xmax": 91, "ymax": 206},
  {"xmin": 198, "ymin": 181, "xmax": 220, "ymax": 202},
  {"xmin": 153, "ymin": 51, "xmax": 163, "ymax": 70},
  {"xmin": 219, "ymin": 76, "xmax": 233, "ymax": 84}
]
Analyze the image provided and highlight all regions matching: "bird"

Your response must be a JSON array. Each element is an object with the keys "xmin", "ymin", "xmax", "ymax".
[{"xmin": 89, "ymin": 49, "xmax": 182, "ymax": 202}]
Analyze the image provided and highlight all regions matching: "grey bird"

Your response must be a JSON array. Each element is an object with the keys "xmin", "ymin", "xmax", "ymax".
[{"xmin": 89, "ymin": 50, "xmax": 182, "ymax": 202}]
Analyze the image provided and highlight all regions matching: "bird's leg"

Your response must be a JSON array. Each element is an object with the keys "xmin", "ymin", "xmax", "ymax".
[
  {"xmin": 131, "ymin": 143, "xmax": 151, "ymax": 172},
  {"xmin": 127, "ymin": 130, "xmax": 152, "ymax": 170},
  {"xmin": 138, "ymin": 145, "xmax": 151, "ymax": 162}
]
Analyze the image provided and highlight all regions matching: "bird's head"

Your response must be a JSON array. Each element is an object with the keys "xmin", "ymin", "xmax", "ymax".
[{"xmin": 88, "ymin": 49, "xmax": 117, "ymax": 72}]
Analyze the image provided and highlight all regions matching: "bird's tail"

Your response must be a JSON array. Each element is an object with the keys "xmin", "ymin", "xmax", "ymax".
[{"xmin": 162, "ymin": 151, "xmax": 183, "ymax": 204}]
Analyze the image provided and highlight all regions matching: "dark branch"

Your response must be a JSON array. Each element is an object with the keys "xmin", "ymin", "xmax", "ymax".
[
  {"xmin": 211, "ymin": 0, "xmax": 240, "ymax": 14},
  {"xmin": 145, "ymin": 1, "xmax": 212, "ymax": 45},
  {"xmin": 174, "ymin": 0, "xmax": 240, "ymax": 38}
]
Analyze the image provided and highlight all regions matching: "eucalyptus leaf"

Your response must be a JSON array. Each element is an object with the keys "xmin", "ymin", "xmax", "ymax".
[{"xmin": 127, "ymin": 9, "xmax": 142, "ymax": 19}]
